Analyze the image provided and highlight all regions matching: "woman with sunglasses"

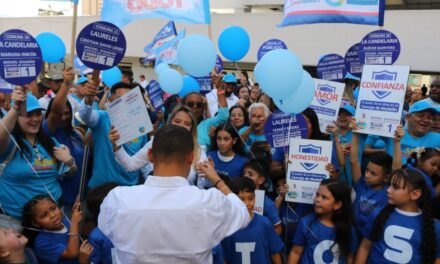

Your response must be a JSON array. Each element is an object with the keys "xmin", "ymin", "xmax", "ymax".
[{"xmin": 110, "ymin": 105, "xmax": 208, "ymax": 186}]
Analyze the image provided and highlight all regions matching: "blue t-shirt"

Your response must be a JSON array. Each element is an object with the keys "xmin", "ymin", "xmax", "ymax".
[
  {"xmin": 34, "ymin": 218, "xmax": 78, "ymax": 264},
  {"xmin": 197, "ymin": 107, "xmax": 229, "ymax": 149},
  {"xmin": 293, "ymin": 213, "xmax": 358, "ymax": 264},
  {"xmin": 0, "ymin": 140, "xmax": 62, "ymax": 219},
  {"xmin": 239, "ymin": 126, "xmax": 267, "ymax": 153},
  {"xmin": 264, "ymin": 195, "xmax": 281, "ymax": 226},
  {"xmin": 42, "ymin": 121, "xmax": 85, "ymax": 205},
  {"xmin": 365, "ymin": 135, "xmax": 386, "ymax": 149},
  {"xmin": 367, "ymin": 209, "xmax": 440, "ymax": 264},
  {"xmin": 279, "ymin": 202, "xmax": 314, "ymax": 246},
  {"xmin": 88, "ymin": 227, "xmax": 114, "ymax": 264},
  {"xmin": 88, "ymin": 111, "xmax": 147, "ymax": 188},
  {"xmin": 222, "ymin": 214, "xmax": 284, "ymax": 264},
  {"xmin": 212, "ymin": 243, "xmax": 224, "ymax": 264},
  {"xmin": 353, "ymin": 176, "xmax": 388, "ymax": 238},
  {"xmin": 207, "ymin": 151, "xmax": 248, "ymax": 178}
]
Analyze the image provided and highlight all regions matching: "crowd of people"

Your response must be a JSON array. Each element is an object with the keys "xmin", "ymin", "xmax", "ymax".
[{"xmin": 0, "ymin": 64, "xmax": 439, "ymax": 264}]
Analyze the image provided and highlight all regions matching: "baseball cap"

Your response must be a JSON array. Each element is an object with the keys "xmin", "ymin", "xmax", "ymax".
[
  {"xmin": 12, "ymin": 93, "xmax": 45, "ymax": 113},
  {"xmin": 75, "ymin": 76, "xmax": 88, "ymax": 85},
  {"xmin": 344, "ymin": 72, "xmax": 360, "ymax": 81},
  {"xmin": 222, "ymin": 73, "xmax": 237, "ymax": 84},
  {"xmin": 409, "ymin": 100, "xmax": 439, "ymax": 114},
  {"xmin": 339, "ymin": 105, "xmax": 356, "ymax": 116}
]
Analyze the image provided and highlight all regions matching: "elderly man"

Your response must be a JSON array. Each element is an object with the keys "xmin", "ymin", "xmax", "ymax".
[{"xmin": 99, "ymin": 125, "xmax": 250, "ymax": 263}]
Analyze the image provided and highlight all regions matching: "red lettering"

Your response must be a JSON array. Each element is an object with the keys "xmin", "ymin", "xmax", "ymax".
[{"xmin": 315, "ymin": 91, "xmax": 338, "ymax": 101}]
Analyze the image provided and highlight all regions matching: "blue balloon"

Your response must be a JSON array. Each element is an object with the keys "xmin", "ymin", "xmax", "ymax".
[
  {"xmin": 35, "ymin": 32, "xmax": 66, "ymax": 63},
  {"xmin": 155, "ymin": 63, "xmax": 170, "ymax": 75},
  {"xmin": 218, "ymin": 26, "xmax": 250, "ymax": 62},
  {"xmin": 177, "ymin": 34, "xmax": 217, "ymax": 77},
  {"xmin": 254, "ymin": 49, "xmax": 303, "ymax": 99},
  {"xmin": 274, "ymin": 71, "xmax": 315, "ymax": 115},
  {"xmin": 158, "ymin": 69, "xmax": 183, "ymax": 95},
  {"xmin": 102, "ymin": 67, "xmax": 122, "ymax": 88},
  {"xmin": 179, "ymin": 76, "xmax": 200, "ymax": 97}
]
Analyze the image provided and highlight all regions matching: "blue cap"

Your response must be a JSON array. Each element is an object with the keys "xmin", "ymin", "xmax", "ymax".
[
  {"xmin": 75, "ymin": 76, "xmax": 88, "ymax": 85},
  {"xmin": 340, "ymin": 105, "xmax": 356, "ymax": 116},
  {"xmin": 26, "ymin": 93, "xmax": 44, "ymax": 113},
  {"xmin": 344, "ymin": 72, "xmax": 360, "ymax": 81},
  {"xmin": 409, "ymin": 100, "xmax": 439, "ymax": 114},
  {"xmin": 222, "ymin": 73, "xmax": 237, "ymax": 84}
]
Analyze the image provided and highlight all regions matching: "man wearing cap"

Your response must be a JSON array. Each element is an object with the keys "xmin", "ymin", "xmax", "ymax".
[
  {"xmin": 388, "ymin": 100, "xmax": 440, "ymax": 163},
  {"xmin": 421, "ymin": 78, "xmax": 440, "ymax": 107},
  {"xmin": 206, "ymin": 73, "xmax": 239, "ymax": 116}
]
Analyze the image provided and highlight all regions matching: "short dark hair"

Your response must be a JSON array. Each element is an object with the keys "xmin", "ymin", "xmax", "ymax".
[
  {"xmin": 152, "ymin": 125, "xmax": 194, "ymax": 163},
  {"xmin": 110, "ymin": 82, "xmax": 135, "ymax": 95},
  {"xmin": 229, "ymin": 176, "xmax": 256, "ymax": 195},
  {"xmin": 369, "ymin": 152, "xmax": 393, "ymax": 176},
  {"xmin": 86, "ymin": 182, "xmax": 118, "ymax": 223}
]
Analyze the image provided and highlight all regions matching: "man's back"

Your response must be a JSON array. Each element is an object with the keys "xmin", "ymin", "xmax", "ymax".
[{"xmin": 99, "ymin": 176, "xmax": 250, "ymax": 264}]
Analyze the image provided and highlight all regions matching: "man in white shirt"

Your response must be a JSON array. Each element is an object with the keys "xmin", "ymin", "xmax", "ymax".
[
  {"xmin": 206, "ymin": 73, "xmax": 239, "ymax": 116},
  {"xmin": 99, "ymin": 125, "xmax": 251, "ymax": 264}
]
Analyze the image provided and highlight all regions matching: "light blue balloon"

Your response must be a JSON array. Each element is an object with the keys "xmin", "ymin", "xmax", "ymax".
[
  {"xmin": 254, "ymin": 49, "xmax": 303, "ymax": 100},
  {"xmin": 155, "ymin": 63, "xmax": 170, "ymax": 75},
  {"xmin": 218, "ymin": 26, "xmax": 250, "ymax": 62},
  {"xmin": 179, "ymin": 75, "xmax": 200, "ymax": 97},
  {"xmin": 35, "ymin": 32, "xmax": 66, "ymax": 63},
  {"xmin": 274, "ymin": 71, "xmax": 315, "ymax": 115},
  {"xmin": 158, "ymin": 69, "xmax": 183, "ymax": 95},
  {"xmin": 102, "ymin": 67, "xmax": 122, "ymax": 88},
  {"xmin": 177, "ymin": 34, "xmax": 217, "ymax": 77}
]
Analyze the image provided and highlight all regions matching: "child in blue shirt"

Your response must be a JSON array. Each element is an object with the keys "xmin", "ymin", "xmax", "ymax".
[
  {"xmin": 288, "ymin": 179, "xmax": 357, "ymax": 264},
  {"xmin": 222, "ymin": 177, "xmax": 284, "ymax": 264},
  {"xmin": 242, "ymin": 159, "xmax": 282, "ymax": 235},
  {"xmin": 349, "ymin": 120, "xmax": 395, "ymax": 239},
  {"xmin": 355, "ymin": 169, "xmax": 440, "ymax": 263},
  {"xmin": 22, "ymin": 195, "xmax": 92, "ymax": 264},
  {"xmin": 208, "ymin": 123, "xmax": 248, "ymax": 178}
]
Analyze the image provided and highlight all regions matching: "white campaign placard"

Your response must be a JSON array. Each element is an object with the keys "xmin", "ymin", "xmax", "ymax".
[
  {"xmin": 310, "ymin": 79, "xmax": 345, "ymax": 133},
  {"xmin": 355, "ymin": 65, "xmax": 410, "ymax": 138},
  {"xmin": 286, "ymin": 139, "xmax": 332, "ymax": 204},
  {"xmin": 254, "ymin": 190, "xmax": 265, "ymax": 215},
  {"xmin": 108, "ymin": 87, "xmax": 153, "ymax": 146}
]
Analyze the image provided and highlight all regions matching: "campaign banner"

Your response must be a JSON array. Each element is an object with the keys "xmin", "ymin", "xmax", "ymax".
[
  {"xmin": 108, "ymin": 87, "xmax": 153, "ymax": 146},
  {"xmin": 317, "ymin": 54, "xmax": 347, "ymax": 82},
  {"xmin": 215, "ymin": 55, "xmax": 223, "ymax": 74},
  {"xmin": 101, "ymin": 0, "xmax": 211, "ymax": 28},
  {"xmin": 257, "ymin": 39, "xmax": 287, "ymax": 62},
  {"xmin": 0, "ymin": 77, "xmax": 13, "ymax": 93},
  {"xmin": 264, "ymin": 111, "xmax": 309, "ymax": 152},
  {"xmin": 76, "ymin": 21, "xmax": 127, "ymax": 70},
  {"xmin": 278, "ymin": 0, "xmax": 385, "ymax": 27},
  {"xmin": 355, "ymin": 64, "xmax": 410, "ymax": 138},
  {"xmin": 194, "ymin": 76, "xmax": 212, "ymax": 95},
  {"xmin": 154, "ymin": 29, "xmax": 185, "ymax": 65},
  {"xmin": 143, "ymin": 21, "xmax": 177, "ymax": 62},
  {"xmin": 147, "ymin": 80, "xmax": 164, "ymax": 111},
  {"xmin": 359, "ymin": 30, "xmax": 400, "ymax": 65},
  {"xmin": 344, "ymin": 43, "xmax": 363, "ymax": 78},
  {"xmin": 310, "ymin": 79, "xmax": 345, "ymax": 133},
  {"xmin": 286, "ymin": 139, "xmax": 332, "ymax": 204},
  {"xmin": 0, "ymin": 29, "xmax": 42, "ymax": 85},
  {"xmin": 254, "ymin": 190, "xmax": 265, "ymax": 215}
]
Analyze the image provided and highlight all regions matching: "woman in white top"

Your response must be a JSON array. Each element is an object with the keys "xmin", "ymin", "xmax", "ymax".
[{"xmin": 109, "ymin": 104, "xmax": 208, "ymax": 186}]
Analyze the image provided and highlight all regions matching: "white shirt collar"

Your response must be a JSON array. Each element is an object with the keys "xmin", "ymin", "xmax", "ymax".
[{"xmin": 144, "ymin": 176, "xmax": 190, "ymax": 187}]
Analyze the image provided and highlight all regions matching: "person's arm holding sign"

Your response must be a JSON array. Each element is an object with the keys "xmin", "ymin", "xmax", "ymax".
[
  {"xmin": 326, "ymin": 123, "xmax": 345, "ymax": 168},
  {"xmin": 78, "ymin": 80, "xmax": 100, "ymax": 128},
  {"xmin": 349, "ymin": 119, "xmax": 362, "ymax": 185},
  {"xmin": 392, "ymin": 125, "xmax": 404, "ymax": 171},
  {"xmin": 0, "ymin": 87, "xmax": 24, "ymax": 154}
]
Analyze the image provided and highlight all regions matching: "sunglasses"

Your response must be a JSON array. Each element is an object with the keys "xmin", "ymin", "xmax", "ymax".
[{"xmin": 186, "ymin": 101, "xmax": 203, "ymax": 108}]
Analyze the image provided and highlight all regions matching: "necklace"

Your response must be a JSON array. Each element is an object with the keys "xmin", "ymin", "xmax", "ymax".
[{"xmin": 32, "ymin": 138, "xmax": 42, "ymax": 161}]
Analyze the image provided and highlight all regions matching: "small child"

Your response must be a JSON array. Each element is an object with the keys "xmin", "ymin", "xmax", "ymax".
[
  {"xmin": 288, "ymin": 179, "xmax": 357, "ymax": 264},
  {"xmin": 222, "ymin": 177, "xmax": 284, "ymax": 264},
  {"xmin": 242, "ymin": 159, "xmax": 282, "ymax": 234},
  {"xmin": 22, "ymin": 195, "xmax": 92, "ymax": 264},
  {"xmin": 0, "ymin": 227, "xmax": 37, "ymax": 264},
  {"xmin": 355, "ymin": 169, "xmax": 440, "ymax": 263},
  {"xmin": 406, "ymin": 147, "xmax": 440, "ymax": 197}
]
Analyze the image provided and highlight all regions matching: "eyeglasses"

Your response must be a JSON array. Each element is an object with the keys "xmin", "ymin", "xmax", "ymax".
[{"xmin": 186, "ymin": 102, "xmax": 203, "ymax": 108}]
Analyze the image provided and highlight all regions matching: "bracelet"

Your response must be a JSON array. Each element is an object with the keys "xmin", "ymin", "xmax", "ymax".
[{"xmin": 214, "ymin": 179, "xmax": 223, "ymax": 187}]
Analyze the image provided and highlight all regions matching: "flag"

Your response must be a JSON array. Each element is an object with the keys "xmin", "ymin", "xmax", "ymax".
[
  {"xmin": 279, "ymin": 0, "xmax": 385, "ymax": 27},
  {"xmin": 154, "ymin": 29, "xmax": 186, "ymax": 65},
  {"xmin": 101, "ymin": 0, "xmax": 211, "ymax": 28},
  {"xmin": 143, "ymin": 21, "xmax": 177, "ymax": 62}
]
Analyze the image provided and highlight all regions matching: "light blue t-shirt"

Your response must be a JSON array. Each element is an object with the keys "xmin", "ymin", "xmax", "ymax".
[
  {"xmin": 365, "ymin": 135, "xmax": 386, "ymax": 149},
  {"xmin": 367, "ymin": 209, "xmax": 440, "ymax": 264},
  {"xmin": 239, "ymin": 126, "xmax": 267, "ymax": 153},
  {"xmin": 197, "ymin": 107, "xmax": 229, "ymax": 149},
  {"xmin": 0, "ymin": 139, "xmax": 62, "ymax": 219}
]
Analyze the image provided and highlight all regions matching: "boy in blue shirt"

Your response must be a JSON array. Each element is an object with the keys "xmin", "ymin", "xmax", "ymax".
[{"xmin": 222, "ymin": 177, "xmax": 283, "ymax": 264}]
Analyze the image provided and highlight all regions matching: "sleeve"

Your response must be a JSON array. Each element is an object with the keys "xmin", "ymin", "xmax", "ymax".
[
  {"xmin": 265, "ymin": 218, "xmax": 284, "ymax": 254},
  {"xmin": 114, "ymin": 140, "xmax": 151, "ymax": 171},
  {"xmin": 98, "ymin": 190, "xmax": 119, "ymax": 243},
  {"xmin": 264, "ymin": 197, "xmax": 281, "ymax": 226},
  {"xmin": 272, "ymin": 148, "xmax": 285, "ymax": 163},
  {"xmin": 78, "ymin": 99, "xmax": 100, "ymax": 128},
  {"xmin": 34, "ymin": 235, "xmax": 66, "ymax": 264},
  {"xmin": 292, "ymin": 218, "xmax": 307, "ymax": 246},
  {"xmin": 204, "ymin": 107, "xmax": 229, "ymax": 129},
  {"xmin": 197, "ymin": 107, "xmax": 229, "ymax": 147},
  {"xmin": 354, "ymin": 175, "xmax": 366, "ymax": 193},
  {"xmin": 88, "ymin": 231, "xmax": 103, "ymax": 264},
  {"xmin": 206, "ymin": 90, "xmax": 218, "ymax": 117}
]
